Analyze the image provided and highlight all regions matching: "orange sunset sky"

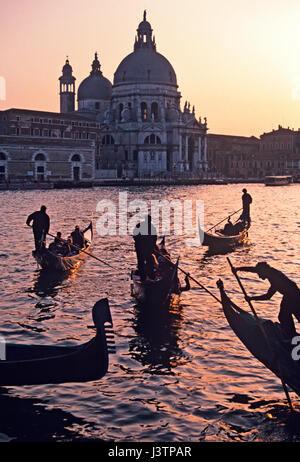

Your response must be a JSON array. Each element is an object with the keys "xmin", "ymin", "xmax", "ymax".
[{"xmin": 1, "ymin": 0, "xmax": 300, "ymax": 137}]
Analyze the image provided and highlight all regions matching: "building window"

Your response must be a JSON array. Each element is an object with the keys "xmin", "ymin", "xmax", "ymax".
[
  {"xmin": 71, "ymin": 154, "xmax": 81, "ymax": 162},
  {"xmin": 144, "ymin": 134, "xmax": 161, "ymax": 145},
  {"xmin": 141, "ymin": 102, "xmax": 147, "ymax": 121},
  {"xmin": 35, "ymin": 153, "xmax": 46, "ymax": 162},
  {"xmin": 71, "ymin": 154, "xmax": 81, "ymax": 181},
  {"xmin": 0, "ymin": 152, "xmax": 7, "ymax": 182},
  {"xmin": 0, "ymin": 165, "xmax": 6, "ymax": 181},
  {"xmin": 151, "ymin": 102, "xmax": 159, "ymax": 121},
  {"xmin": 119, "ymin": 103, "xmax": 124, "ymax": 121},
  {"xmin": 34, "ymin": 153, "xmax": 47, "ymax": 181},
  {"xmin": 102, "ymin": 134, "xmax": 115, "ymax": 145}
]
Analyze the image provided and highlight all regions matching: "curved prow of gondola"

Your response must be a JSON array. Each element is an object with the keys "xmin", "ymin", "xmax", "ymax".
[
  {"xmin": 83, "ymin": 221, "xmax": 93, "ymax": 245},
  {"xmin": 159, "ymin": 236, "xmax": 166, "ymax": 248},
  {"xmin": 217, "ymin": 279, "xmax": 244, "ymax": 314},
  {"xmin": 216, "ymin": 279, "xmax": 300, "ymax": 399},
  {"xmin": 93, "ymin": 298, "xmax": 115, "ymax": 355}
]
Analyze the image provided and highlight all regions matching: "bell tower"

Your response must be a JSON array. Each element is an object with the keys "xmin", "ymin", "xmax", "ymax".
[{"xmin": 59, "ymin": 57, "xmax": 76, "ymax": 113}]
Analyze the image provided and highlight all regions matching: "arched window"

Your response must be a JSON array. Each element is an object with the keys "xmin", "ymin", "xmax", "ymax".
[
  {"xmin": 141, "ymin": 102, "xmax": 147, "ymax": 121},
  {"xmin": 71, "ymin": 154, "xmax": 81, "ymax": 162},
  {"xmin": 151, "ymin": 102, "xmax": 158, "ymax": 121},
  {"xmin": 144, "ymin": 134, "xmax": 161, "ymax": 145},
  {"xmin": 0, "ymin": 152, "xmax": 7, "ymax": 160},
  {"xmin": 34, "ymin": 153, "xmax": 47, "ymax": 181},
  {"xmin": 70, "ymin": 154, "xmax": 82, "ymax": 181},
  {"xmin": 119, "ymin": 103, "xmax": 124, "ymax": 121},
  {"xmin": 102, "ymin": 135, "xmax": 115, "ymax": 145},
  {"xmin": 34, "ymin": 153, "xmax": 46, "ymax": 161}
]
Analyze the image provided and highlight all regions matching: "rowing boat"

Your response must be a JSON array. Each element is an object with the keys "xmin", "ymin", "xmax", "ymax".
[
  {"xmin": 33, "ymin": 222, "xmax": 93, "ymax": 272},
  {"xmin": 0, "ymin": 298, "xmax": 115, "ymax": 386},
  {"xmin": 131, "ymin": 258, "xmax": 180, "ymax": 308},
  {"xmin": 217, "ymin": 280, "xmax": 300, "ymax": 398},
  {"xmin": 130, "ymin": 237, "xmax": 183, "ymax": 308},
  {"xmin": 200, "ymin": 224, "xmax": 249, "ymax": 253}
]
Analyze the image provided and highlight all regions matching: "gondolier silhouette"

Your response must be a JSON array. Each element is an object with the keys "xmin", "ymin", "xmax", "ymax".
[
  {"xmin": 26, "ymin": 205, "xmax": 50, "ymax": 251},
  {"xmin": 133, "ymin": 215, "xmax": 157, "ymax": 282},
  {"xmin": 233, "ymin": 262, "xmax": 300, "ymax": 338},
  {"xmin": 239, "ymin": 188, "xmax": 252, "ymax": 227}
]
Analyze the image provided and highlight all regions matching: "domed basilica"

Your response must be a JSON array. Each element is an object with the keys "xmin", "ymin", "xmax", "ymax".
[{"xmin": 59, "ymin": 12, "xmax": 208, "ymax": 178}]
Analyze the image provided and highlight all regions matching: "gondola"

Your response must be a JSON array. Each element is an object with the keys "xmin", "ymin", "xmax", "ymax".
[
  {"xmin": 130, "ymin": 239, "xmax": 184, "ymax": 308},
  {"xmin": 217, "ymin": 280, "xmax": 300, "ymax": 398},
  {"xmin": 33, "ymin": 222, "xmax": 93, "ymax": 272},
  {"xmin": 200, "ymin": 222, "xmax": 249, "ymax": 253},
  {"xmin": 0, "ymin": 298, "xmax": 115, "ymax": 386}
]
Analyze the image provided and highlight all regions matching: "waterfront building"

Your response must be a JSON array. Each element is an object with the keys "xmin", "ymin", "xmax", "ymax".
[
  {"xmin": 0, "ymin": 108, "xmax": 100, "ymax": 183},
  {"xmin": 207, "ymin": 126, "xmax": 300, "ymax": 179}
]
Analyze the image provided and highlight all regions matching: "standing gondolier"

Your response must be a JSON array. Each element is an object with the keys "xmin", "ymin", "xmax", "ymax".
[
  {"xmin": 26, "ymin": 205, "xmax": 50, "ymax": 251},
  {"xmin": 239, "ymin": 188, "xmax": 252, "ymax": 227},
  {"xmin": 233, "ymin": 262, "xmax": 300, "ymax": 338},
  {"xmin": 133, "ymin": 215, "xmax": 157, "ymax": 282}
]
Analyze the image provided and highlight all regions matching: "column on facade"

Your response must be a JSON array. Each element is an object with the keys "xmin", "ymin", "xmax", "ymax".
[
  {"xmin": 185, "ymin": 135, "xmax": 188, "ymax": 170},
  {"xmin": 204, "ymin": 136, "xmax": 207, "ymax": 170},
  {"xmin": 198, "ymin": 136, "xmax": 201, "ymax": 170}
]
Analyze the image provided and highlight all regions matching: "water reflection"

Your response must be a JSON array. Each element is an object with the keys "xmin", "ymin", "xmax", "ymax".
[
  {"xmin": 1, "ymin": 184, "xmax": 300, "ymax": 441},
  {"xmin": 129, "ymin": 301, "xmax": 186, "ymax": 374},
  {"xmin": 0, "ymin": 387, "xmax": 96, "ymax": 442},
  {"xmin": 30, "ymin": 269, "xmax": 69, "ymax": 297}
]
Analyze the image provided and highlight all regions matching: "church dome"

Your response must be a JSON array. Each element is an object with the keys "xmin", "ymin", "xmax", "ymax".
[
  {"xmin": 114, "ymin": 49, "xmax": 177, "ymax": 86},
  {"xmin": 113, "ymin": 12, "xmax": 177, "ymax": 87},
  {"xmin": 78, "ymin": 53, "xmax": 112, "ymax": 101}
]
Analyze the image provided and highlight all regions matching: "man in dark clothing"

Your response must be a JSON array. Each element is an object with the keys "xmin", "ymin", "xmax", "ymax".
[
  {"xmin": 222, "ymin": 217, "xmax": 234, "ymax": 236},
  {"xmin": 233, "ymin": 262, "xmax": 300, "ymax": 338},
  {"xmin": 133, "ymin": 215, "xmax": 157, "ymax": 281},
  {"xmin": 239, "ymin": 188, "xmax": 252, "ymax": 227},
  {"xmin": 26, "ymin": 205, "xmax": 50, "ymax": 251},
  {"xmin": 71, "ymin": 225, "xmax": 84, "ymax": 249}
]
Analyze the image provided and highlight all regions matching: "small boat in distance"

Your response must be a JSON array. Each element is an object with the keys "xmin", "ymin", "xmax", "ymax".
[
  {"xmin": 0, "ymin": 298, "xmax": 115, "ymax": 386},
  {"xmin": 200, "ymin": 220, "xmax": 249, "ymax": 253},
  {"xmin": 33, "ymin": 222, "xmax": 93, "ymax": 272},
  {"xmin": 217, "ymin": 280, "xmax": 300, "ymax": 399},
  {"xmin": 264, "ymin": 175, "xmax": 293, "ymax": 186}
]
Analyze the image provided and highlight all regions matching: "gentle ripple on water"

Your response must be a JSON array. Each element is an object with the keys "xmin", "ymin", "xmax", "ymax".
[{"xmin": 0, "ymin": 183, "xmax": 300, "ymax": 442}]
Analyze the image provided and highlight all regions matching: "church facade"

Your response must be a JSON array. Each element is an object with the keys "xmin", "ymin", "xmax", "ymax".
[
  {"xmin": 0, "ymin": 12, "xmax": 208, "ymax": 184},
  {"xmin": 60, "ymin": 12, "xmax": 208, "ymax": 179}
]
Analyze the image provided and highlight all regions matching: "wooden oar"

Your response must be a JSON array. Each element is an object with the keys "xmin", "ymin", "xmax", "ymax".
[
  {"xmin": 227, "ymin": 257, "xmax": 294, "ymax": 412},
  {"xmin": 155, "ymin": 249, "xmax": 221, "ymax": 304},
  {"xmin": 206, "ymin": 208, "xmax": 243, "ymax": 233},
  {"xmin": 47, "ymin": 232, "xmax": 116, "ymax": 270}
]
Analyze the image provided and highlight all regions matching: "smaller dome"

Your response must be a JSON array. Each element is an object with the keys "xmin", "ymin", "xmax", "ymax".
[
  {"xmin": 62, "ymin": 59, "xmax": 72, "ymax": 74},
  {"xmin": 78, "ymin": 53, "xmax": 112, "ymax": 101},
  {"xmin": 78, "ymin": 75, "xmax": 112, "ymax": 100},
  {"xmin": 137, "ymin": 19, "xmax": 152, "ymax": 34}
]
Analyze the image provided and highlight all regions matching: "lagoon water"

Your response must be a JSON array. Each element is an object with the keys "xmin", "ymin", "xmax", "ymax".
[{"xmin": 0, "ymin": 183, "xmax": 300, "ymax": 442}]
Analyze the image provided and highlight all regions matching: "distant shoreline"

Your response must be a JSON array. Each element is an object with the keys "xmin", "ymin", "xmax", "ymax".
[{"xmin": 0, "ymin": 178, "xmax": 266, "ymax": 190}]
